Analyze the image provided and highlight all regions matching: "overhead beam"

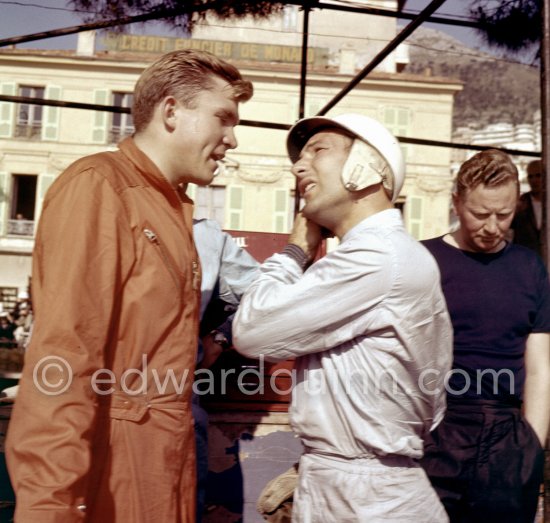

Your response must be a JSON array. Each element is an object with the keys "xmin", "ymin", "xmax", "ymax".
[
  {"xmin": 0, "ymin": 94, "xmax": 540, "ymax": 158},
  {"xmin": 0, "ymin": 0, "xmax": 480, "ymax": 49},
  {"xmin": 286, "ymin": 1, "xmax": 479, "ymax": 28}
]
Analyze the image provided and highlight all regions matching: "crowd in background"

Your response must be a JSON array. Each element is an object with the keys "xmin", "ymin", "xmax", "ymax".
[{"xmin": 0, "ymin": 291, "xmax": 33, "ymax": 350}]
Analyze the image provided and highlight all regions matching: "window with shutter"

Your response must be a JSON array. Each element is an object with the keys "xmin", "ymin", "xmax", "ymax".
[
  {"xmin": 92, "ymin": 89, "xmax": 109, "ymax": 144},
  {"xmin": 227, "ymin": 186, "xmax": 244, "ymax": 230},
  {"xmin": 383, "ymin": 107, "xmax": 411, "ymax": 161},
  {"xmin": 110, "ymin": 92, "xmax": 134, "ymax": 144},
  {"xmin": 7, "ymin": 174, "xmax": 37, "ymax": 237},
  {"xmin": 0, "ymin": 83, "xmax": 16, "ymax": 138},
  {"xmin": 0, "ymin": 172, "xmax": 9, "ymax": 236},
  {"xmin": 15, "ymin": 85, "xmax": 45, "ymax": 140},
  {"xmin": 41, "ymin": 85, "xmax": 61, "ymax": 141},
  {"xmin": 406, "ymin": 195, "xmax": 424, "ymax": 239},
  {"xmin": 273, "ymin": 188, "xmax": 290, "ymax": 233},
  {"xmin": 35, "ymin": 173, "xmax": 56, "ymax": 225},
  {"xmin": 194, "ymin": 186, "xmax": 226, "ymax": 228}
]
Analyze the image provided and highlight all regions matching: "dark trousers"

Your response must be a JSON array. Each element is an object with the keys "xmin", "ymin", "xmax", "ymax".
[
  {"xmin": 420, "ymin": 399, "xmax": 544, "ymax": 523},
  {"xmin": 193, "ymin": 402, "xmax": 209, "ymax": 523}
]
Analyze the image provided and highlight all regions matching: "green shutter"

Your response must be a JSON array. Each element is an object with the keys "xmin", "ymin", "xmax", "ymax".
[
  {"xmin": 383, "ymin": 107, "xmax": 410, "ymax": 136},
  {"xmin": 406, "ymin": 196, "xmax": 424, "ymax": 239},
  {"xmin": 227, "ymin": 186, "xmax": 243, "ymax": 230},
  {"xmin": 186, "ymin": 183, "xmax": 197, "ymax": 202},
  {"xmin": 398, "ymin": 109, "xmax": 409, "ymax": 127},
  {"xmin": 409, "ymin": 197, "xmax": 422, "ymax": 220},
  {"xmin": 229, "ymin": 186, "xmax": 243, "ymax": 209},
  {"xmin": 0, "ymin": 172, "xmax": 9, "ymax": 236},
  {"xmin": 306, "ymin": 100, "xmax": 322, "ymax": 117},
  {"xmin": 41, "ymin": 85, "xmax": 61, "ymax": 141},
  {"xmin": 383, "ymin": 107, "xmax": 410, "ymax": 161},
  {"xmin": 384, "ymin": 107, "xmax": 396, "ymax": 126},
  {"xmin": 35, "ymin": 173, "xmax": 56, "ymax": 223},
  {"xmin": 0, "ymin": 83, "xmax": 16, "ymax": 138},
  {"xmin": 92, "ymin": 89, "xmax": 109, "ymax": 144},
  {"xmin": 275, "ymin": 189, "xmax": 287, "ymax": 211},
  {"xmin": 273, "ymin": 188, "xmax": 289, "ymax": 233}
]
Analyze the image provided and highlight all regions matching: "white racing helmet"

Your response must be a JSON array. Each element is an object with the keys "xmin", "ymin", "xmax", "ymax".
[{"xmin": 286, "ymin": 113, "xmax": 406, "ymax": 202}]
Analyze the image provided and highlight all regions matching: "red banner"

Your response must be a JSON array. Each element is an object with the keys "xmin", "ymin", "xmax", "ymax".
[{"xmin": 224, "ymin": 230, "xmax": 290, "ymax": 262}]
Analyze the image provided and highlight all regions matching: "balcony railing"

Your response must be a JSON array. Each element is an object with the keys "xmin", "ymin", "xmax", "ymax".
[
  {"xmin": 7, "ymin": 219, "xmax": 35, "ymax": 237},
  {"xmin": 14, "ymin": 123, "xmax": 42, "ymax": 140}
]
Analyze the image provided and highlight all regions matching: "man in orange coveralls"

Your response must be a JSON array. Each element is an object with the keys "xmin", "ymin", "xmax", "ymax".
[{"xmin": 6, "ymin": 49, "xmax": 252, "ymax": 522}]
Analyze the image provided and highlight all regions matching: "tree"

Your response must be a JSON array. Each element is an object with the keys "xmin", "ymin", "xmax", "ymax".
[
  {"xmin": 69, "ymin": 0, "xmax": 285, "ymax": 32},
  {"xmin": 470, "ymin": 0, "xmax": 540, "ymax": 55}
]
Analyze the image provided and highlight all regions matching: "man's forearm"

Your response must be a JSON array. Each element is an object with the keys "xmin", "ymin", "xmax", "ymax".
[
  {"xmin": 523, "ymin": 333, "xmax": 550, "ymax": 445},
  {"xmin": 524, "ymin": 373, "xmax": 550, "ymax": 445}
]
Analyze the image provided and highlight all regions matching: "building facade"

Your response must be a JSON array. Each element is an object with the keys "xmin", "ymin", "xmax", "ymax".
[
  {"xmin": 0, "ymin": 4, "xmax": 464, "ymax": 520},
  {"xmin": 0, "ymin": 1, "xmax": 461, "ymax": 309}
]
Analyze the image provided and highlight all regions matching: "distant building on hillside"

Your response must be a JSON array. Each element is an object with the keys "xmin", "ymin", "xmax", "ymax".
[{"xmin": 452, "ymin": 110, "xmax": 541, "ymax": 191}]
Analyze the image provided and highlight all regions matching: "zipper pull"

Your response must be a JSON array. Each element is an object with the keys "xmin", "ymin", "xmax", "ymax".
[
  {"xmin": 192, "ymin": 260, "xmax": 200, "ymax": 291},
  {"xmin": 143, "ymin": 228, "xmax": 158, "ymax": 243}
]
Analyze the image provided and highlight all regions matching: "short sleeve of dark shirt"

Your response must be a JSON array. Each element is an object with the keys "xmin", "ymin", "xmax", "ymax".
[{"xmin": 422, "ymin": 237, "xmax": 550, "ymax": 400}]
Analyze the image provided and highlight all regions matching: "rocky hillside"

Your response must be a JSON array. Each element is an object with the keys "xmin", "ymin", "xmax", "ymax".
[{"xmin": 404, "ymin": 27, "xmax": 540, "ymax": 130}]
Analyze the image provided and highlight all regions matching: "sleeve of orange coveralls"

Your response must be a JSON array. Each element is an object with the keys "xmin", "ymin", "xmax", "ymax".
[{"xmin": 5, "ymin": 165, "xmax": 135, "ymax": 522}]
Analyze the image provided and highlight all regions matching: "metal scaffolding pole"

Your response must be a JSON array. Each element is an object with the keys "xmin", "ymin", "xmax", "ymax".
[
  {"xmin": 543, "ymin": 0, "xmax": 550, "ymax": 270},
  {"xmin": 317, "ymin": 0, "xmax": 448, "ymax": 116},
  {"xmin": 541, "ymin": 1, "xmax": 550, "ymax": 518},
  {"xmin": 294, "ymin": 2, "xmax": 312, "ymax": 215}
]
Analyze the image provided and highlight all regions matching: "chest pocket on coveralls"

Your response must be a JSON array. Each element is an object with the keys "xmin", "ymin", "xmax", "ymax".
[{"xmin": 142, "ymin": 224, "xmax": 189, "ymax": 297}]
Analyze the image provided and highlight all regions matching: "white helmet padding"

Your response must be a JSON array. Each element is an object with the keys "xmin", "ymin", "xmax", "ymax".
[
  {"xmin": 286, "ymin": 113, "xmax": 405, "ymax": 202},
  {"xmin": 341, "ymin": 138, "xmax": 393, "ymax": 197}
]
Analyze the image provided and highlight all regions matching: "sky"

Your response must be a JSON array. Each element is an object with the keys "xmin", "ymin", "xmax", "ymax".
[
  {"xmin": 401, "ymin": 0, "xmax": 487, "ymax": 47},
  {"xmin": 0, "ymin": 0, "xmax": 493, "ymax": 52}
]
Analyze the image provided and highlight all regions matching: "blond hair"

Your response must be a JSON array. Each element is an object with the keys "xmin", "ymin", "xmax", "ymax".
[
  {"xmin": 455, "ymin": 149, "xmax": 519, "ymax": 199},
  {"xmin": 132, "ymin": 49, "xmax": 253, "ymax": 132}
]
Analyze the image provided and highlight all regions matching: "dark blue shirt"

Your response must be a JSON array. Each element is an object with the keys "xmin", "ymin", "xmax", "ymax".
[{"xmin": 423, "ymin": 237, "xmax": 550, "ymax": 400}]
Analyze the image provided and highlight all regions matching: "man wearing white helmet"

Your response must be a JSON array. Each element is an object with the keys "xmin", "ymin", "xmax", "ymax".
[{"xmin": 233, "ymin": 113, "xmax": 452, "ymax": 522}]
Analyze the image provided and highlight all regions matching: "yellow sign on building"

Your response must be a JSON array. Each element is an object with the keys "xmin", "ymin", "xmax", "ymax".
[{"xmin": 103, "ymin": 33, "xmax": 328, "ymax": 65}]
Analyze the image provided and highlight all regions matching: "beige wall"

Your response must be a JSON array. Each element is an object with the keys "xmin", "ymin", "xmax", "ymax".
[
  {"xmin": 228, "ymin": 69, "xmax": 459, "ymax": 237},
  {"xmin": 0, "ymin": 23, "xmax": 460, "ymax": 291},
  {"xmin": 0, "ymin": 253, "xmax": 31, "ymax": 292}
]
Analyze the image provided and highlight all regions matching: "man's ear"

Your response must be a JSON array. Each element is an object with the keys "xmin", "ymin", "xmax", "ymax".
[
  {"xmin": 451, "ymin": 192, "xmax": 460, "ymax": 215},
  {"xmin": 159, "ymin": 96, "xmax": 178, "ymax": 130}
]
